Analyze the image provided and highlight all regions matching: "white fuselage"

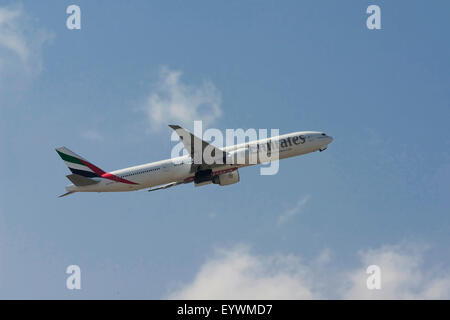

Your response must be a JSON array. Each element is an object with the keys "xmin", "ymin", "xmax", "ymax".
[{"xmin": 66, "ymin": 131, "xmax": 333, "ymax": 193}]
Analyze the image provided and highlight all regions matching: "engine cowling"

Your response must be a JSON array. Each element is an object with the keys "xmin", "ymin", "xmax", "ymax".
[
  {"xmin": 212, "ymin": 170, "xmax": 240, "ymax": 186},
  {"xmin": 194, "ymin": 169, "xmax": 213, "ymax": 184}
]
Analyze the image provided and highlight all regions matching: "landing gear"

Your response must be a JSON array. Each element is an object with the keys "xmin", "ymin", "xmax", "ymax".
[{"xmin": 319, "ymin": 147, "xmax": 327, "ymax": 152}]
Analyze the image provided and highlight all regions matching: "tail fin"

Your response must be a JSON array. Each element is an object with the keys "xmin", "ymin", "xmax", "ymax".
[{"xmin": 56, "ymin": 147, "xmax": 106, "ymax": 178}]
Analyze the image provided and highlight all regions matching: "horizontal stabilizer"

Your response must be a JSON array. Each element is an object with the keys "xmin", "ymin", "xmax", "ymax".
[
  {"xmin": 58, "ymin": 191, "xmax": 76, "ymax": 198},
  {"xmin": 66, "ymin": 174, "xmax": 100, "ymax": 186}
]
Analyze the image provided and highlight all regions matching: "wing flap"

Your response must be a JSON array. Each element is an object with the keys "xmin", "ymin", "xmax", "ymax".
[{"xmin": 148, "ymin": 181, "xmax": 182, "ymax": 192}]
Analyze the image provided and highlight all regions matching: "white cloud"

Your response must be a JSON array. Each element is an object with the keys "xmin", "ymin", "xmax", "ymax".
[
  {"xmin": 169, "ymin": 245, "xmax": 315, "ymax": 299},
  {"xmin": 314, "ymin": 248, "xmax": 332, "ymax": 267},
  {"xmin": 278, "ymin": 195, "xmax": 311, "ymax": 226},
  {"xmin": 0, "ymin": 8, "xmax": 28, "ymax": 61},
  {"xmin": 0, "ymin": 4, "xmax": 51, "ymax": 103},
  {"xmin": 142, "ymin": 67, "xmax": 222, "ymax": 131},
  {"xmin": 169, "ymin": 243, "xmax": 450, "ymax": 300},
  {"xmin": 342, "ymin": 244, "xmax": 450, "ymax": 299}
]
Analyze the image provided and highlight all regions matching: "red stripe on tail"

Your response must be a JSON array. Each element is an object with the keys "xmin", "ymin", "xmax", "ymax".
[{"xmin": 80, "ymin": 159, "xmax": 138, "ymax": 185}]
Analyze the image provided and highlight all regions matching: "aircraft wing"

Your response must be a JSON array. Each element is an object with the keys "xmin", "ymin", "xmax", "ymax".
[
  {"xmin": 169, "ymin": 125, "xmax": 228, "ymax": 171},
  {"xmin": 148, "ymin": 181, "xmax": 183, "ymax": 192}
]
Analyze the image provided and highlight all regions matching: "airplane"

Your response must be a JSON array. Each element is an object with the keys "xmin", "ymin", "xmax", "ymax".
[{"xmin": 56, "ymin": 125, "xmax": 333, "ymax": 197}]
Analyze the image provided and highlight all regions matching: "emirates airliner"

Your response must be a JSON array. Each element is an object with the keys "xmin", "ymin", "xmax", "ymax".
[{"xmin": 56, "ymin": 125, "xmax": 333, "ymax": 197}]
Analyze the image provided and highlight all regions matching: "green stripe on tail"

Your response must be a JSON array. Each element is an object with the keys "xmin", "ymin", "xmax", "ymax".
[{"xmin": 56, "ymin": 150, "xmax": 85, "ymax": 165}]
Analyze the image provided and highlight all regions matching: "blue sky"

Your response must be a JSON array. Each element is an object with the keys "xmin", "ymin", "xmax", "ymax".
[{"xmin": 0, "ymin": 1, "xmax": 449, "ymax": 299}]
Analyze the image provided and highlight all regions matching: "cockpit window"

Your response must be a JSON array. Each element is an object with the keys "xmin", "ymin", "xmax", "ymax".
[{"xmin": 321, "ymin": 133, "xmax": 326, "ymax": 136}]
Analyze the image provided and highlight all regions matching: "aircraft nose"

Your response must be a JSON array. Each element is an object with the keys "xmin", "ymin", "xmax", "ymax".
[{"xmin": 327, "ymin": 136, "xmax": 334, "ymax": 144}]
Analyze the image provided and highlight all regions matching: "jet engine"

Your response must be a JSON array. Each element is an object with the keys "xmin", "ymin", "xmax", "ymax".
[
  {"xmin": 212, "ymin": 170, "xmax": 240, "ymax": 186},
  {"xmin": 194, "ymin": 169, "xmax": 213, "ymax": 185}
]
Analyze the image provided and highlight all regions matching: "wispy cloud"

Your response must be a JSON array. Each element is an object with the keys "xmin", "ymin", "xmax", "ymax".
[
  {"xmin": 278, "ymin": 195, "xmax": 311, "ymax": 226},
  {"xmin": 168, "ymin": 243, "xmax": 450, "ymax": 299},
  {"xmin": 142, "ymin": 67, "xmax": 222, "ymax": 132},
  {"xmin": 81, "ymin": 129, "xmax": 104, "ymax": 142},
  {"xmin": 0, "ymin": 4, "xmax": 52, "ymax": 104}
]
